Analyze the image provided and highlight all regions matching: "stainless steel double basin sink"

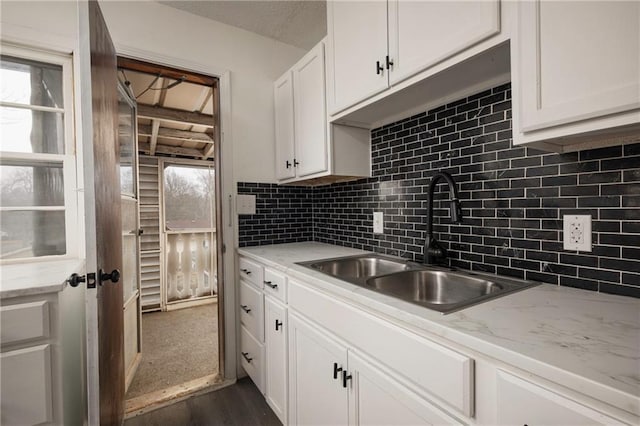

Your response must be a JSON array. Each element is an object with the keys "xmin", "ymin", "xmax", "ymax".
[{"xmin": 297, "ymin": 254, "xmax": 539, "ymax": 314}]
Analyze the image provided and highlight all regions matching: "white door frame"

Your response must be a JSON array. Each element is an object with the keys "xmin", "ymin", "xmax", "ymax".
[{"xmin": 114, "ymin": 44, "xmax": 238, "ymax": 384}]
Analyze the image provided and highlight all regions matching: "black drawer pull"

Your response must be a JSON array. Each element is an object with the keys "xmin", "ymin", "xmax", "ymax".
[
  {"xmin": 241, "ymin": 268, "xmax": 252, "ymax": 275},
  {"xmin": 342, "ymin": 370, "xmax": 352, "ymax": 388},
  {"xmin": 242, "ymin": 352, "xmax": 253, "ymax": 363},
  {"xmin": 333, "ymin": 362, "xmax": 343, "ymax": 379},
  {"xmin": 275, "ymin": 319, "xmax": 283, "ymax": 331},
  {"xmin": 264, "ymin": 281, "xmax": 278, "ymax": 289},
  {"xmin": 240, "ymin": 304, "xmax": 251, "ymax": 314},
  {"xmin": 376, "ymin": 60, "xmax": 383, "ymax": 75}
]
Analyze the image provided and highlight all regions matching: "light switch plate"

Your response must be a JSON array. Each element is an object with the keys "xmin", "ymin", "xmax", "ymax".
[
  {"xmin": 237, "ymin": 194, "xmax": 256, "ymax": 215},
  {"xmin": 563, "ymin": 214, "xmax": 592, "ymax": 252},
  {"xmin": 373, "ymin": 212, "xmax": 384, "ymax": 234}
]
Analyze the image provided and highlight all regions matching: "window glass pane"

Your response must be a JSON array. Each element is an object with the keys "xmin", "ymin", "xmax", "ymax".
[
  {"xmin": 1, "ymin": 164, "xmax": 64, "ymax": 207},
  {"xmin": 164, "ymin": 165, "xmax": 214, "ymax": 230},
  {"xmin": 118, "ymin": 91, "xmax": 135, "ymax": 195},
  {"xmin": 0, "ymin": 210, "xmax": 66, "ymax": 258},
  {"xmin": 0, "ymin": 107, "xmax": 65, "ymax": 154},
  {"xmin": 0, "ymin": 55, "xmax": 63, "ymax": 108}
]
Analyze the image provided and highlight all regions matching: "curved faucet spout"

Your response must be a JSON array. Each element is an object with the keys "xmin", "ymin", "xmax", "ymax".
[{"xmin": 424, "ymin": 171, "xmax": 463, "ymax": 265}]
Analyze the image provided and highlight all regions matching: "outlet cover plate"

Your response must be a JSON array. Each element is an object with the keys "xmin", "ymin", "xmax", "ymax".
[
  {"xmin": 373, "ymin": 212, "xmax": 384, "ymax": 234},
  {"xmin": 237, "ymin": 194, "xmax": 256, "ymax": 215},
  {"xmin": 563, "ymin": 214, "xmax": 592, "ymax": 252}
]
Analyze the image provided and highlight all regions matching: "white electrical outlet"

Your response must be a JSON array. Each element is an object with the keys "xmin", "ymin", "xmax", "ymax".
[
  {"xmin": 373, "ymin": 212, "xmax": 384, "ymax": 234},
  {"xmin": 563, "ymin": 215, "xmax": 592, "ymax": 252}
]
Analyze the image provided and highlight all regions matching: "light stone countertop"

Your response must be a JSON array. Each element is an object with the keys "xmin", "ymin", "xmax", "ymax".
[
  {"xmin": 0, "ymin": 258, "xmax": 84, "ymax": 299},
  {"xmin": 238, "ymin": 242, "xmax": 640, "ymax": 418}
]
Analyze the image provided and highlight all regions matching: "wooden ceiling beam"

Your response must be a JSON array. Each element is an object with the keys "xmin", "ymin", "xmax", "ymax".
[
  {"xmin": 138, "ymin": 124, "xmax": 214, "ymax": 144},
  {"xmin": 149, "ymin": 121, "xmax": 160, "ymax": 155},
  {"xmin": 137, "ymin": 104, "xmax": 214, "ymax": 128},
  {"xmin": 118, "ymin": 56, "xmax": 217, "ymax": 87},
  {"xmin": 139, "ymin": 141, "xmax": 205, "ymax": 158},
  {"xmin": 201, "ymin": 143, "xmax": 216, "ymax": 160}
]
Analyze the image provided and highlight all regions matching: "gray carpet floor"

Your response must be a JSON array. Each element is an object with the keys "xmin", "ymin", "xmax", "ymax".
[{"xmin": 126, "ymin": 303, "xmax": 219, "ymax": 399}]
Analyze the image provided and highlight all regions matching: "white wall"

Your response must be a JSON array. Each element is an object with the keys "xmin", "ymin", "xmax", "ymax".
[{"xmin": 1, "ymin": 0, "xmax": 306, "ymax": 184}]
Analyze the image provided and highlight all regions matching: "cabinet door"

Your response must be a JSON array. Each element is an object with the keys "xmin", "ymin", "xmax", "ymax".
[
  {"xmin": 496, "ymin": 370, "xmax": 621, "ymax": 425},
  {"xmin": 388, "ymin": 0, "xmax": 500, "ymax": 85},
  {"xmin": 518, "ymin": 1, "xmax": 640, "ymax": 132},
  {"xmin": 348, "ymin": 351, "xmax": 460, "ymax": 426},
  {"xmin": 289, "ymin": 312, "xmax": 348, "ymax": 425},
  {"xmin": 274, "ymin": 71, "xmax": 296, "ymax": 180},
  {"xmin": 265, "ymin": 297, "xmax": 287, "ymax": 424},
  {"xmin": 327, "ymin": 0, "xmax": 389, "ymax": 114},
  {"xmin": 293, "ymin": 42, "xmax": 328, "ymax": 177}
]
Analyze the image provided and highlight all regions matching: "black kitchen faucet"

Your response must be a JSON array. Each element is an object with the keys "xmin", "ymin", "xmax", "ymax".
[{"xmin": 424, "ymin": 171, "xmax": 463, "ymax": 266}]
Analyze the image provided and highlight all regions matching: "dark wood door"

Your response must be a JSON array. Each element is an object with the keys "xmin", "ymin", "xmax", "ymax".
[{"xmin": 78, "ymin": 1, "xmax": 124, "ymax": 424}]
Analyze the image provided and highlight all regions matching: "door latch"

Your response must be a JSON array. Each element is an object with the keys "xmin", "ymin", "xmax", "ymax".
[{"xmin": 67, "ymin": 272, "xmax": 97, "ymax": 289}]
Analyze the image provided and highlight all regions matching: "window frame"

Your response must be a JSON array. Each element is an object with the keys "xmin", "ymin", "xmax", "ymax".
[{"xmin": 0, "ymin": 44, "xmax": 78, "ymax": 264}]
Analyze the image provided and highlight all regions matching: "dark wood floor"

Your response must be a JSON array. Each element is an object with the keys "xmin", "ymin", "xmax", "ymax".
[{"xmin": 125, "ymin": 378, "xmax": 281, "ymax": 426}]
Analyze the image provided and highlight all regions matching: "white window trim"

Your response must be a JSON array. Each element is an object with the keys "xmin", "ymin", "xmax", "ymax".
[{"xmin": 0, "ymin": 43, "xmax": 78, "ymax": 264}]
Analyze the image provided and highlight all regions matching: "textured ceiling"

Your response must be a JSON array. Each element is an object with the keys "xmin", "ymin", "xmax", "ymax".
[{"xmin": 159, "ymin": 1, "xmax": 327, "ymax": 50}]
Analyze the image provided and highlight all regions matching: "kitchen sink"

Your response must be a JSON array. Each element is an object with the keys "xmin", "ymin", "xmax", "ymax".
[
  {"xmin": 297, "ymin": 254, "xmax": 539, "ymax": 314},
  {"xmin": 306, "ymin": 255, "xmax": 414, "ymax": 280}
]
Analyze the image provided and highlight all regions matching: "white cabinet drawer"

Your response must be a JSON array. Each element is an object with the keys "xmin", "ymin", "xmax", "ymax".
[
  {"xmin": 239, "ymin": 280, "xmax": 264, "ymax": 342},
  {"xmin": 1, "ymin": 301, "xmax": 50, "ymax": 346},
  {"xmin": 263, "ymin": 268, "xmax": 287, "ymax": 303},
  {"xmin": 239, "ymin": 257, "xmax": 264, "ymax": 289},
  {"xmin": 496, "ymin": 370, "xmax": 622, "ymax": 425},
  {"xmin": 241, "ymin": 325, "xmax": 265, "ymax": 394},
  {"xmin": 289, "ymin": 279, "xmax": 474, "ymax": 417},
  {"xmin": 1, "ymin": 344, "xmax": 53, "ymax": 425}
]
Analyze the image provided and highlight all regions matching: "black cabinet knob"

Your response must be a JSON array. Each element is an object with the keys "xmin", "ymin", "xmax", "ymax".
[
  {"xmin": 342, "ymin": 370, "xmax": 352, "ymax": 388},
  {"xmin": 240, "ymin": 304, "xmax": 251, "ymax": 314},
  {"xmin": 275, "ymin": 319, "xmax": 283, "ymax": 331},
  {"xmin": 286, "ymin": 160, "xmax": 292, "ymax": 168},
  {"xmin": 240, "ymin": 268, "xmax": 251, "ymax": 275},
  {"xmin": 241, "ymin": 352, "xmax": 252, "ymax": 363},
  {"xmin": 264, "ymin": 281, "xmax": 278, "ymax": 289},
  {"xmin": 376, "ymin": 60, "xmax": 384, "ymax": 75},
  {"xmin": 333, "ymin": 362, "xmax": 343, "ymax": 380}
]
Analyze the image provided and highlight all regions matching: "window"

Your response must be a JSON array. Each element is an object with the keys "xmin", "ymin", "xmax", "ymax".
[{"xmin": 0, "ymin": 45, "xmax": 76, "ymax": 262}]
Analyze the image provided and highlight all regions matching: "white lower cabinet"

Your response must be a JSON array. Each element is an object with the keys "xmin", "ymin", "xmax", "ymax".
[
  {"xmin": 288, "ymin": 311, "xmax": 463, "ymax": 426},
  {"xmin": 289, "ymin": 312, "xmax": 349, "ymax": 425},
  {"xmin": 349, "ymin": 351, "xmax": 460, "ymax": 426},
  {"xmin": 239, "ymin": 253, "xmax": 635, "ymax": 425},
  {"xmin": 496, "ymin": 370, "xmax": 621, "ymax": 425},
  {"xmin": 265, "ymin": 296, "xmax": 288, "ymax": 424}
]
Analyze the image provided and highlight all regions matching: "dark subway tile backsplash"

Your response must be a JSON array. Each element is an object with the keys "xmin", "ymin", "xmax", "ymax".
[
  {"xmin": 236, "ymin": 183, "xmax": 313, "ymax": 247},
  {"xmin": 238, "ymin": 83, "xmax": 640, "ymax": 298}
]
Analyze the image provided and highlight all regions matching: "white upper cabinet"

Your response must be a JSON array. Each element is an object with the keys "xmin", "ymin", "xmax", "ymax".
[
  {"xmin": 388, "ymin": 0, "xmax": 500, "ymax": 85},
  {"xmin": 326, "ymin": 0, "xmax": 504, "ymax": 116},
  {"xmin": 293, "ymin": 43, "xmax": 328, "ymax": 177},
  {"xmin": 273, "ymin": 39, "xmax": 371, "ymax": 185},
  {"xmin": 513, "ymin": 0, "xmax": 640, "ymax": 150},
  {"xmin": 274, "ymin": 72, "xmax": 296, "ymax": 180},
  {"xmin": 327, "ymin": 0, "xmax": 389, "ymax": 115}
]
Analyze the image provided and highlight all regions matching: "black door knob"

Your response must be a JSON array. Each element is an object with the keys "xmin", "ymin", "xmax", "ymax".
[{"xmin": 100, "ymin": 269, "xmax": 120, "ymax": 284}]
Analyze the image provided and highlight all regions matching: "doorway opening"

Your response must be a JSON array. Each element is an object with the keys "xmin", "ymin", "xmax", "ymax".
[{"xmin": 116, "ymin": 57, "xmax": 225, "ymax": 414}]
